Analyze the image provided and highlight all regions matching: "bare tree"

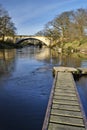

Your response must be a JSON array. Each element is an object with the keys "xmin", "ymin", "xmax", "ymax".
[
  {"xmin": 0, "ymin": 5, "xmax": 16, "ymax": 41},
  {"xmin": 36, "ymin": 8, "xmax": 87, "ymax": 47},
  {"xmin": 73, "ymin": 8, "xmax": 87, "ymax": 39}
]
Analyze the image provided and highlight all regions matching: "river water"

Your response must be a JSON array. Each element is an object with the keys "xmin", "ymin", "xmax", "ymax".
[{"xmin": 0, "ymin": 47, "xmax": 87, "ymax": 130}]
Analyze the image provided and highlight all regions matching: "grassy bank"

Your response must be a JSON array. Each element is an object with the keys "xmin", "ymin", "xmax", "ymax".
[
  {"xmin": 53, "ymin": 38, "xmax": 87, "ymax": 54},
  {"xmin": 63, "ymin": 40, "xmax": 87, "ymax": 51}
]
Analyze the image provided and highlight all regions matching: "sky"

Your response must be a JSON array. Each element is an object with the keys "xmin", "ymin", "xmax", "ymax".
[{"xmin": 0, "ymin": 0, "xmax": 87, "ymax": 35}]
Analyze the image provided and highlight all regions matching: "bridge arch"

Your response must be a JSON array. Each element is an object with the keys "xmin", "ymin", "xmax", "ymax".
[
  {"xmin": 15, "ymin": 36, "xmax": 51, "ymax": 47},
  {"xmin": 16, "ymin": 38, "xmax": 46, "ymax": 47}
]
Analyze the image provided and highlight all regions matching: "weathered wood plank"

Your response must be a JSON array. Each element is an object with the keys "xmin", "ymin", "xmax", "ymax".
[
  {"xmin": 48, "ymin": 123, "xmax": 86, "ymax": 130},
  {"xmin": 53, "ymin": 99, "xmax": 79, "ymax": 105},
  {"xmin": 53, "ymin": 95, "xmax": 78, "ymax": 101},
  {"xmin": 52, "ymin": 103, "xmax": 81, "ymax": 111},
  {"xmin": 50, "ymin": 115, "xmax": 85, "ymax": 127},
  {"xmin": 51, "ymin": 109, "xmax": 83, "ymax": 118},
  {"xmin": 54, "ymin": 92, "xmax": 76, "ymax": 97},
  {"xmin": 54, "ymin": 88, "xmax": 76, "ymax": 94},
  {"xmin": 55, "ymin": 86, "xmax": 75, "ymax": 90}
]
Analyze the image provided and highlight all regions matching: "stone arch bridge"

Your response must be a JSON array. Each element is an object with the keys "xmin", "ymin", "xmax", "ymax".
[{"xmin": 4, "ymin": 35, "xmax": 51, "ymax": 47}]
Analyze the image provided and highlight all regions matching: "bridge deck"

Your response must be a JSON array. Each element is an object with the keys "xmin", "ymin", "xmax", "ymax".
[{"xmin": 42, "ymin": 71, "xmax": 87, "ymax": 130}]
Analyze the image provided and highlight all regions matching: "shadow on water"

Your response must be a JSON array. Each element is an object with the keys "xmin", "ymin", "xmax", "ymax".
[{"xmin": 0, "ymin": 47, "xmax": 87, "ymax": 129}]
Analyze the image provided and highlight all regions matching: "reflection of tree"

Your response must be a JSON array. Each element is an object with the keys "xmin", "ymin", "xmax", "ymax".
[
  {"xmin": 61, "ymin": 53, "xmax": 84, "ymax": 67},
  {"xmin": 0, "ymin": 47, "xmax": 86, "ymax": 79},
  {"xmin": 16, "ymin": 47, "xmax": 42, "ymax": 59},
  {"xmin": 35, "ymin": 48, "xmax": 86, "ymax": 67},
  {"xmin": 0, "ymin": 49, "xmax": 16, "ymax": 78}
]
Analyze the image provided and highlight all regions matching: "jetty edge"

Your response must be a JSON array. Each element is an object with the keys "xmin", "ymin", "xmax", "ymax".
[
  {"xmin": 42, "ymin": 66, "xmax": 87, "ymax": 130},
  {"xmin": 53, "ymin": 67, "xmax": 87, "ymax": 76}
]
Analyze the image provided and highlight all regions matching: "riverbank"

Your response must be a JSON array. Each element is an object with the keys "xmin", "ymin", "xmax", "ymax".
[
  {"xmin": 63, "ymin": 40, "xmax": 87, "ymax": 53},
  {"xmin": 0, "ymin": 40, "xmax": 87, "ymax": 54},
  {"xmin": 0, "ymin": 41, "xmax": 23, "ymax": 49},
  {"xmin": 53, "ymin": 40, "xmax": 87, "ymax": 54}
]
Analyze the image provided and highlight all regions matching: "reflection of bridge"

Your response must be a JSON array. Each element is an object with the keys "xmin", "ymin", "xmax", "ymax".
[{"xmin": 4, "ymin": 35, "xmax": 51, "ymax": 47}]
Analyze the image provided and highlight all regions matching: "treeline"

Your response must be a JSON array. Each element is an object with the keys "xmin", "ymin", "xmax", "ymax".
[
  {"xmin": 36, "ymin": 8, "xmax": 87, "ymax": 47},
  {"xmin": 0, "ymin": 4, "xmax": 16, "ymax": 42}
]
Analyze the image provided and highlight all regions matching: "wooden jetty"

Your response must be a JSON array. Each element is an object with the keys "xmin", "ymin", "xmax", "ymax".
[{"xmin": 42, "ymin": 67, "xmax": 87, "ymax": 130}]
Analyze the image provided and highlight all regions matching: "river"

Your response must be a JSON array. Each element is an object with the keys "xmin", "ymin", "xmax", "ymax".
[{"xmin": 0, "ymin": 47, "xmax": 87, "ymax": 130}]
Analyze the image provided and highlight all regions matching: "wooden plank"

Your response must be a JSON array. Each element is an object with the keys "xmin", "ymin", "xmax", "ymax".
[
  {"xmin": 52, "ymin": 103, "xmax": 81, "ymax": 111},
  {"xmin": 48, "ymin": 123, "xmax": 86, "ymax": 130},
  {"xmin": 54, "ymin": 88, "xmax": 76, "ymax": 94},
  {"xmin": 53, "ymin": 95, "xmax": 78, "ymax": 101},
  {"xmin": 50, "ymin": 115, "xmax": 85, "ymax": 127},
  {"xmin": 55, "ymin": 86, "xmax": 75, "ymax": 90},
  {"xmin": 54, "ymin": 92, "xmax": 76, "ymax": 97},
  {"xmin": 53, "ymin": 99, "xmax": 79, "ymax": 105},
  {"xmin": 51, "ymin": 109, "xmax": 83, "ymax": 118}
]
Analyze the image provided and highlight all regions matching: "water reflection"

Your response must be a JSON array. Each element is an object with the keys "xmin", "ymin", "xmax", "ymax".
[
  {"xmin": 0, "ymin": 47, "xmax": 87, "ymax": 130},
  {"xmin": 0, "ymin": 49, "xmax": 16, "ymax": 78},
  {"xmin": 76, "ymin": 76, "xmax": 87, "ymax": 118},
  {"xmin": 1, "ymin": 48, "xmax": 87, "ymax": 77},
  {"xmin": 35, "ymin": 48, "xmax": 87, "ymax": 67}
]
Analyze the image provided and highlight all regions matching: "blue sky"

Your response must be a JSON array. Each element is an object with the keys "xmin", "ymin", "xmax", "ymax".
[{"xmin": 0, "ymin": 0, "xmax": 87, "ymax": 35}]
